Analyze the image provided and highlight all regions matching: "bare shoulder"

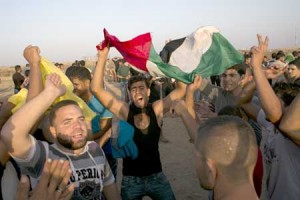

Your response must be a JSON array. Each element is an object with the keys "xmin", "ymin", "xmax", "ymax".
[
  {"xmin": 152, "ymin": 99, "xmax": 163, "ymax": 114},
  {"xmin": 118, "ymin": 101, "xmax": 130, "ymax": 121}
]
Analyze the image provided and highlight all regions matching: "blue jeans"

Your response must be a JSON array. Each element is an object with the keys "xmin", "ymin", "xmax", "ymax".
[{"xmin": 121, "ymin": 172, "xmax": 176, "ymax": 200}]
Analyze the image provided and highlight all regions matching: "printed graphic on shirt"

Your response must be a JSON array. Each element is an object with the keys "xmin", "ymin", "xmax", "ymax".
[{"xmin": 71, "ymin": 165, "xmax": 105, "ymax": 199}]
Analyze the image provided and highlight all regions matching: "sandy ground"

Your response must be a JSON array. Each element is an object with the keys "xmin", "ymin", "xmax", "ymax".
[
  {"xmin": 0, "ymin": 77, "xmax": 208, "ymax": 199},
  {"xmin": 0, "ymin": 77, "xmax": 14, "ymax": 103}
]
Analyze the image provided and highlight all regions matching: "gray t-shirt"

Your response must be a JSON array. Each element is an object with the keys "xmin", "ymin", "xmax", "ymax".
[
  {"xmin": 14, "ymin": 136, "xmax": 114, "ymax": 200},
  {"xmin": 198, "ymin": 79, "xmax": 236, "ymax": 112},
  {"xmin": 257, "ymin": 110, "xmax": 300, "ymax": 200},
  {"xmin": 199, "ymin": 80, "xmax": 262, "ymax": 145}
]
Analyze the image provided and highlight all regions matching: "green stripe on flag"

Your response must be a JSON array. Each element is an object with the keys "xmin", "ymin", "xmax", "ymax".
[{"xmin": 193, "ymin": 33, "xmax": 244, "ymax": 78}]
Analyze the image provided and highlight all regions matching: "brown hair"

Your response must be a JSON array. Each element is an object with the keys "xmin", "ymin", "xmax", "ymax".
[
  {"xmin": 127, "ymin": 74, "xmax": 150, "ymax": 90},
  {"xmin": 49, "ymin": 100, "xmax": 79, "ymax": 125}
]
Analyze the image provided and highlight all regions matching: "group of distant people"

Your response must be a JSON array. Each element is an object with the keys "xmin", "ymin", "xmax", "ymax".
[
  {"xmin": 0, "ymin": 34, "xmax": 299, "ymax": 200},
  {"xmin": 71, "ymin": 60, "xmax": 86, "ymax": 68},
  {"xmin": 11, "ymin": 63, "xmax": 62, "ymax": 95}
]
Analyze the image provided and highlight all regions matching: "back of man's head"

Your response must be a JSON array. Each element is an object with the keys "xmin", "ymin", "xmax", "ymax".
[
  {"xmin": 217, "ymin": 105, "xmax": 247, "ymax": 120},
  {"xmin": 273, "ymin": 82, "xmax": 300, "ymax": 106},
  {"xmin": 194, "ymin": 116, "xmax": 257, "ymax": 189},
  {"xmin": 65, "ymin": 66, "xmax": 92, "ymax": 81},
  {"xmin": 24, "ymin": 69, "xmax": 30, "ymax": 77}
]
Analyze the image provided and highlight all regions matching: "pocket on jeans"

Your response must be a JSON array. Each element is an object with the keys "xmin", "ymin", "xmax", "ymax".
[
  {"xmin": 121, "ymin": 176, "xmax": 136, "ymax": 187},
  {"xmin": 154, "ymin": 172, "xmax": 169, "ymax": 184}
]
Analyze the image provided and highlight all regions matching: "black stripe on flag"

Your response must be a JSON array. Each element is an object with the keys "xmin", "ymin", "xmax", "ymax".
[{"xmin": 159, "ymin": 37, "xmax": 185, "ymax": 63}]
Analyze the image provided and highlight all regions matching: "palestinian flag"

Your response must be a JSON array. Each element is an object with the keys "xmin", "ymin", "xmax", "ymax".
[{"xmin": 97, "ymin": 26, "xmax": 243, "ymax": 83}]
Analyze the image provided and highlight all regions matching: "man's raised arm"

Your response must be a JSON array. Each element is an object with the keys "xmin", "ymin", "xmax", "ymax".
[
  {"xmin": 168, "ymin": 75, "xmax": 203, "ymax": 142},
  {"xmin": 153, "ymin": 80, "xmax": 186, "ymax": 116},
  {"xmin": 279, "ymin": 93, "xmax": 300, "ymax": 146},
  {"xmin": 251, "ymin": 35, "xmax": 282, "ymax": 123},
  {"xmin": 23, "ymin": 45, "xmax": 43, "ymax": 102},
  {"xmin": 91, "ymin": 46, "xmax": 129, "ymax": 121},
  {"xmin": 1, "ymin": 73, "xmax": 66, "ymax": 159}
]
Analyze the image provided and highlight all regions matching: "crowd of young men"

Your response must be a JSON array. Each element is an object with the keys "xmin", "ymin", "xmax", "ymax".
[{"xmin": 0, "ymin": 35, "xmax": 299, "ymax": 200}]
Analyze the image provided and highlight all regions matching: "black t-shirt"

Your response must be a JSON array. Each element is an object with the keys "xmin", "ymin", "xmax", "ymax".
[
  {"xmin": 124, "ymin": 104, "xmax": 162, "ymax": 177},
  {"xmin": 0, "ymin": 163, "xmax": 4, "ymax": 200},
  {"xmin": 294, "ymin": 77, "xmax": 300, "ymax": 86}
]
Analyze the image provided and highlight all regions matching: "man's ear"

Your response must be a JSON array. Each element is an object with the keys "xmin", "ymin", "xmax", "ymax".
[
  {"xmin": 49, "ymin": 126, "xmax": 57, "ymax": 139},
  {"xmin": 147, "ymin": 88, "xmax": 151, "ymax": 97},
  {"xmin": 206, "ymin": 158, "xmax": 217, "ymax": 188},
  {"xmin": 85, "ymin": 79, "xmax": 91, "ymax": 87}
]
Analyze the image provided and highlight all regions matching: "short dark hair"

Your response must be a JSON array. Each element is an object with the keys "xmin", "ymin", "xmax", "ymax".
[
  {"xmin": 276, "ymin": 52, "xmax": 285, "ymax": 60},
  {"xmin": 49, "ymin": 100, "xmax": 79, "ymax": 125},
  {"xmin": 127, "ymin": 74, "xmax": 150, "ymax": 90},
  {"xmin": 24, "ymin": 69, "xmax": 30, "ymax": 77},
  {"xmin": 227, "ymin": 63, "xmax": 246, "ymax": 76},
  {"xmin": 196, "ymin": 116, "xmax": 257, "ymax": 175},
  {"xmin": 218, "ymin": 105, "xmax": 243, "ymax": 118},
  {"xmin": 79, "ymin": 60, "xmax": 86, "ymax": 67},
  {"xmin": 65, "ymin": 66, "xmax": 92, "ymax": 81},
  {"xmin": 292, "ymin": 51, "xmax": 298, "ymax": 57},
  {"xmin": 273, "ymin": 82, "xmax": 300, "ymax": 106},
  {"xmin": 244, "ymin": 54, "xmax": 251, "ymax": 60},
  {"xmin": 289, "ymin": 58, "xmax": 300, "ymax": 69},
  {"xmin": 15, "ymin": 65, "xmax": 21, "ymax": 71}
]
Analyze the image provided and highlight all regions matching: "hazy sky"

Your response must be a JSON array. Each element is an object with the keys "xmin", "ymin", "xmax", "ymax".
[{"xmin": 0, "ymin": 0, "xmax": 299, "ymax": 66}]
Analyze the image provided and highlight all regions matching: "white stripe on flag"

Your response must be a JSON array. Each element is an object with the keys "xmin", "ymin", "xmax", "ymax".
[
  {"xmin": 146, "ymin": 60, "xmax": 167, "ymax": 78},
  {"xmin": 168, "ymin": 26, "xmax": 220, "ymax": 73}
]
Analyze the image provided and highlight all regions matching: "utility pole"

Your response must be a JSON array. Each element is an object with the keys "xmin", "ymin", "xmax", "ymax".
[{"xmin": 295, "ymin": 27, "xmax": 298, "ymax": 47}]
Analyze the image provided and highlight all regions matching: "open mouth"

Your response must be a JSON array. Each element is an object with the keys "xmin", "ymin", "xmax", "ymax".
[
  {"xmin": 72, "ymin": 133, "xmax": 84, "ymax": 140},
  {"xmin": 137, "ymin": 97, "xmax": 143, "ymax": 102}
]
